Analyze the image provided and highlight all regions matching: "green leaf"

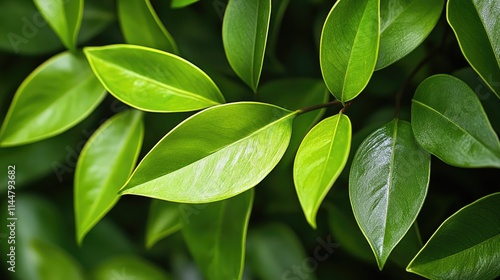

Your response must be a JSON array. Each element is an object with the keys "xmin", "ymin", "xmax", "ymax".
[
  {"xmin": 93, "ymin": 255, "xmax": 172, "ymax": 280},
  {"xmin": 376, "ymin": 0, "xmax": 444, "ymax": 69},
  {"xmin": 183, "ymin": 190, "xmax": 254, "ymax": 280},
  {"xmin": 31, "ymin": 239, "xmax": 85, "ymax": 280},
  {"xmin": 75, "ymin": 110, "xmax": 144, "ymax": 244},
  {"xmin": 77, "ymin": 0, "xmax": 116, "ymax": 44},
  {"xmin": 447, "ymin": 0, "xmax": 500, "ymax": 98},
  {"xmin": 349, "ymin": 119, "xmax": 430, "ymax": 269},
  {"xmin": 294, "ymin": 113, "xmax": 351, "ymax": 228},
  {"xmin": 0, "ymin": 51, "xmax": 106, "ymax": 147},
  {"xmin": 145, "ymin": 199, "xmax": 183, "ymax": 249},
  {"xmin": 320, "ymin": 0, "xmax": 380, "ymax": 102},
  {"xmin": 118, "ymin": 0, "xmax": 178, "ymax": 53},
  {"xmin": 170, "ymin": 0, "xmax": 200, "ymax": 9},
  {"xmin": 407, "ymin": 192, "xmax": 500, "ymax": 279},
  {"xmin": 84, "ymin": 44, "xmax": 225, "ymax": 112},
  {"xmin": 223, "ymin": 0, "xmax": 271, "ymax": 92},
  {"xmin": 33, "ymin": 0, "xmax": 83, "ymax": 51},
  {"xmin": 411, "ymin": 74, "xmax": 500, "ymax": 168},
  {"xmin": 120, "ymin": 102, "xmax": 294, "ymax": 203}
]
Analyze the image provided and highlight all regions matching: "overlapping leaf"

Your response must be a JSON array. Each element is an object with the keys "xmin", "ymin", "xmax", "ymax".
[
  {"xmin": 84, "ymin": 44, "xmax": 225, "ymax": 112},
  {"xmin": 320, "ymin": 0, "xmax": 380, "ymax": 102},
  {"xmin": 0, "ymin": 51, "xmax": 106, "ymax": 146},
  {"xmin": 170, "ymin": 0, "xmax": 200, "ymax": 9},
  {"xmin": 349, "ymin": 119, "xmax": 430, "ymax": 269},
  {"xmin": 294, "ymin": 113, "xmax": 351, "ymax": 228},
  {"xmin": 407, "ymin": 192, "xmax": 500, "ymax": 279},
  {"xmin": 183, "ymin": 190, "xmax": 254, "ymax": 280},
  {"xmin": 75, "ymin": 110, "xmax": 144, "ymax": 244},
  {"xmin": 120, "ymin": 102, "xmax": 295, "ymax": 203},
  {"xmin": 223, "ymin": 0, "xmax": 271, "ymax": 92},
  {"xmin": 145, "ymin": 199, "xmax": 183, "ymax": 249},
  {"xmin": 411, "ymin": 74, "xmax": 500, "ymax": 167},
  {"xmin": 447, "ymin": 0, "xmax": 500, "ymax": 98},
  {"xmin": 118, "ymin": 0, "xmax": 178, "ymax": 53}
]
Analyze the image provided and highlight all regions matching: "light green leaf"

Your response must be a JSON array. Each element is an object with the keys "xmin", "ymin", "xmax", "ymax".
[
  {"xmin": 120, "ymin": 102, "xmax": 295, "ymax": 203},
  {"xmin": 0, "ymin": 51, "xmax": 106, "ymax": 147},
  {"xmin": 170, "ymin": 0, "xmax": 200, "ymax": 9},
  {"xmin": 320, "ymin": 0, "xmax": 380, "ymax": 102},
  {"xmin": 145, "ymin": 199, "xmax": 183, "ymax": 249},
  {"xmin": 183, "ymin": 190, "xmax": 254, "ymax": 280},
  {"xmin": 407, "ymin": 192, "xmax": 500, "ymax": 279},
  {"xmin": 33, "ymin": 0, "xmax": 83, "ymax": 51},
  {"xmin": 447, "ymin": 0, "xmax": 500, "ymax": 98},
  {"xmin": 31, "ymin": 239, "xmax": 85, "ymax": 280},
  {"xmin": 84, "ymin": 44, "xmax": 225, "ymax": 112},
  {"xmin": 411, "ymin": 74, "xmax": 500, "ymax": 168},
  {"xmin": 294, "ymin": 113, "xmax": 351, "ymax": 228},
  {"xmin": 75, "ymin": 110, "xmax": 144, "ymax": 244},
  {"xmin": 93, "ymin": 255, "xmax": 172, "ymax": 280},
  {"xmin": 376, "ymin": 0, "xmax": 444, "ymax": 69},
  {"xmin": 118, "ymin": 0, "xmax": 178, "ymax": 53},
  {"xmin": 223, "ymin": 0, "xmax": 271, "ymax": 92},
  {"xmin": 349, "ymin": 119, "xmax": 430, "ymax": 269}
]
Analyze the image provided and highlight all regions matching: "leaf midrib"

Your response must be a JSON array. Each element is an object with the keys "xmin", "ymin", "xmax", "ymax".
[{"xmin": 470, "ymin": 0, "xmax": 500, "ymax": 69}]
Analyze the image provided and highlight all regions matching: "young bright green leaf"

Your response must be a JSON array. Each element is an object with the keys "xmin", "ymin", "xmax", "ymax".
[
  {"xmin": 145, "ymin": 199, "xmax": 183, "ymax": 249},
  {"xmin": 75, "ymin": 110, "xmax": 144, "ymax": 245},
  {"xmin": 84, "ymin": 44, "xmax": 225, "ymax": 112},
  {"xmin": 222, "ymin": 0, "xmax": 271, "ymax": 92},
  {"xmin": 118, "ymin": 0, "xmax": 178, "ymax": 54},
  {"xmin": 183, "ymin": 190, "xmax": 254, "ymax": 280},
  {"xmin": 33, "ymin": 0, "xmax": 83, "ymax": 51},
  {"xmin": 407, "ymin": 192, "xmax": 500, "ymax": 279},
  {"xmin": 320, "ymin": 0, "xmax": 380, "ymax": 102},
  {"xmin": 93, "ymin": 255, "xmax": 172, "ymax": 280},
  {"xmin": 294, "ymin": 113, "xmax": 351, "ymax": 229},
  {"xmin": 411, "ymin": 74, "xmax": 500, "ymax": 168},
  {"xmin": 447, "ymin": 0, "xmax": 500, "ymax": 98},
  {"xmin": 349, "ymin": 119, "xmax": 430, "ymax": 269},
  {"xmin": 120, "ymin": 102, "xmax": 295, "ymax": 203},
  {"xmin": 31, "ymin": 239, "xmax": 85, "ymax": 280},
  {"xmin": 376, "ymin": 0, "xmax": 444, "ymax": 69},
  {"xmin": 170, "ymin": 0, "xmax": 200, "ymax": 9},
  {"xmin": 0, "ymin": 51, "xmax": 106, "ymax": 147}
]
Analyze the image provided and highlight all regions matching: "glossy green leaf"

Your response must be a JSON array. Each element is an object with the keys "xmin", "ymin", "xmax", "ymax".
[
  {"xmin": 376, "ymin": 0, "xmax": 444, "ymax": 69},
  {"xmin": 84, "ymin": 44, "xmax": 225, "ymax": 112},
  {"xmin": 0, "ymin": 51, "xmax": 106, "ymax": 147},
  {"xmin": 407, "ymin": 192, "xmax": 500, "ymax": 279},
  {"xmin": 222, "ymin": 0, "xmax": 271, "ymax": 92},
  {"xmin": 120, "ymin": 102, "xmax": 295, "ymax": 203},
  {"xmin": 294, "ymin": 113, "xmax": 351, "ymax": 228},
  {"xmin": 93, "ymin": 255, "xmax": 172, "ymax": 280},
  {"xmin": 320, "ymin": 0, "xmax": 380, "ymax": 102},
  {"xmin": 118, "ymin": 0, "xmax": 178, "ymax": 53},
  {"xmin": 411, "ymin": 74, "xmax": 500, "ymax": 168},
  {"xmin": 30, "ymin": 239, "xmax": 84, "ymax": 280},
  {"xmin": 170, "ymin": 0, "xmax": 200, "ymax": 9},
  {"xmin": 349, "ymin": 119, "xmax": 430, "ymax": 269},
  {"xmin": 145, "ymin": 199, "xmax": 183, "ymax": 249},
  {"xmin": 447, "ymin": 0, "xmax": 500, "ymax": 98},
  {"xmin": 33, "ymin": 0, "xmax": 83, "ymax": 51},
  {"xmin": 183, "ymin": 190, "xmax": 254, "ymax": 280},
  {"xmin": 75, "ymin": 110, "xmax": 144, "ymax": 244}
]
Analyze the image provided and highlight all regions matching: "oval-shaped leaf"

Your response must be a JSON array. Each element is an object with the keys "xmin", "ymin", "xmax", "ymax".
[
  {"xmin": 84, "ymin": 44, "xmax": 225, "ymax": 112},
  {"xmin": 411, "ymin": 74, "xmax": 500, "ymax": 168},
  {"xmin": 349, "ymin": 119, "xmax": 430, "ymax": 269},
  {"xmin": 170, "ymin": 0, "xmax": 200, "ymax": 9},
  {"xmin": 120, "ymin": 102, "xmax": 295, "ymax": 203},
  {"xmin": 145, "ymin": 199, "xmax": 183, "ymax": 249},
  {"xmin": 118, "ymin": 0, "xmax": 178, "ymax": 53},
  {"xmin": 0, "ymin": 51, "xmax": 106, "ymax": 147},
  {"xmin": 93, "ymin": 255, "xmax": 172, "ymax": 280},
  {"xmin": 407, "ymin": 192, "xmax": 500, "ymax": 279},
  {"xmin": 320, "ymin": 0, "xmax": 380, "ymax": 102},
  {"xmin": 222, "ymin": 0, "xmax": 271, "ymax": 92},
  {"xmin": 31, "ymin": 239, "xmax": 85, "ymax": 280},
  {"xmin": 447, "ymin": 0, "xmax": 500, "ymax": 98},
  {"xmin": 75, "ymin": 110, "xmax": 144, "ymax": 244},
  {"xmin": 376, "ymin": 0, "xmax": 444, "ymax": 69},
  {"xmin": 294, "ymin": 113, "xmax": 351, "ymax": 228},
  {"xmin": 183, "ymin": 190, "xmax": 254, "ymax": 280},
  {"xmin": 33, "ymin": 0, "xmax": 83, "ymax": 51}
]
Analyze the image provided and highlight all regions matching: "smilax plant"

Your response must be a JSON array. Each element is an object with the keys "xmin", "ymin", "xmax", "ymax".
[{"xmin": 0, "ymin": 0, "xmax": 499, "ymax": 279}]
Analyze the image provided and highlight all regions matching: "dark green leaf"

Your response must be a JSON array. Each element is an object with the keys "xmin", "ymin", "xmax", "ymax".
[
  {"xmin": 170, "ymin": 0, "xmax": 200, "ymax": 9},
  {"xmin": 145, "ymin": 199, "xmax": 183, "ymax": 249},
  {"xmin": 30, "ymin": 239, "xmax": 84, "ymax": 280},
  {"xmin": 93, "ymin": 255, "xmax": 172, "ymax": 280},
  {"xmin": 349, "ymin": 119, "xmax": 430, "ymax": 269}
]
